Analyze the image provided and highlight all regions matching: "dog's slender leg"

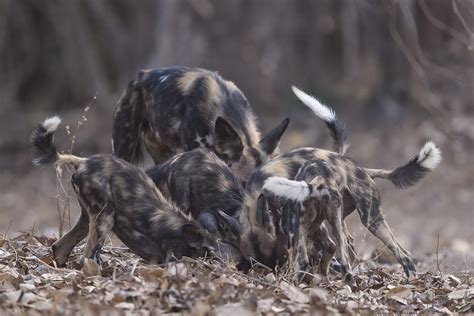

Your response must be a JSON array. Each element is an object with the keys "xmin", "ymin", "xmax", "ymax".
[
  {"xmin": 325, "ymin": 205, "xmax": 352, "ymax": 281},
  {"xmin": 313, "ymin": 224, "xmax": 336, "ymax": 276},
  {"xmin": 82, "ymin": 203, "xmax": 114, "ymax": 265},
  {"xmin": 355, "ymin": 193, "xmax": 416, "ymax": 278},
  {"xmin": 367, "ymin": 214, "xmax": 415, "ymax": 278},
  {"xmin": 295, "ymin": 225, "xmax": 309, "ymax": 273},
  {"xmin": 343, "ymin": 220, "xmax": 359, "ymax": 265},
  {"xmin": 52, "ymin": 205, "xmax": 89, "ymax": 266}
]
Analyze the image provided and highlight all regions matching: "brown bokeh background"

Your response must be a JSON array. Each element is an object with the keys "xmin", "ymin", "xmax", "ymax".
[{"xmin": 0, "ymin": 0, "xmax": 472, "ymax": 271}]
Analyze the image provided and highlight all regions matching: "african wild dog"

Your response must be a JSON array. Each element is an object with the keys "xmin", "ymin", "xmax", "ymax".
[
  {"xmin": 264, "ymin": 160, "xmax": 357, "ymax": 283},
  {"xmin": 31, "ymin": 116, "xmax": 227, "ymax": 266},
  {"xmin": 144, "ymin": 148, "xmax": 298, "ymax": 271},
  {"xmin": 243, "ymin": 87, "xmax": 442, "ymax": 279},
  {"xmin": 112, "ymin": 66, "xmax": 289, "ymax": 181},
  {"xmin": 145, "ymin": 149, "xmax": 244, "ymax": 261},
  {"xmin": 238, "ymin": 86, "xmax": 353, "ymax": 272}
]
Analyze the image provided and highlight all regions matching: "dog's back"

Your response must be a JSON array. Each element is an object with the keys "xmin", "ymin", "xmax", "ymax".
[{"xmin": 112, "ymin": 67, "xmax": 289, "ymax": 181}]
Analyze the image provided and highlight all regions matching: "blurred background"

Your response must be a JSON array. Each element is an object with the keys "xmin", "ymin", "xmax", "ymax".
[{"xmin": 0, "ymin": 0, "xmax": 472, "ymax": 270}]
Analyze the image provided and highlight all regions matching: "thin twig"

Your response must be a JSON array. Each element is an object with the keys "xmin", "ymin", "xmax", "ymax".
[{"xmin": 435, "ymin": 234, "xmax": 442, "ymax": 274}]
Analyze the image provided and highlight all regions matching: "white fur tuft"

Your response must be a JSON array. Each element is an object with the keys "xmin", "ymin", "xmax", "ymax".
[
  {"xmin": 292, "ymin": 86, "xmax": 336, "ymax": 123},
  {"xmin": 417, "ymin": 141, "xmax": 442, "ymax": 170},
  {"xmin": 263, "ymin": 176, "xmax": 310, "ymax": 202},
  {"xmin": 42, "ymin": 115, "xmax": 62, "ymax": 133}
]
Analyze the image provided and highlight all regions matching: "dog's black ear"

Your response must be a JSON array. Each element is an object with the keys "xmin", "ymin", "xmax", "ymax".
[
  {"xmin": 256, "ymin": 193, "xmax": 274, "ymax": 233},
  {"xmin": 197, "ymin": 212, "xmax": 219, "ymax": 235},
  {"xmin": 214, "ymin": 117, "xmax": 243, "ymax": 161},
  {"xmin": 182, "ymin": 223, "xmax": 204, "ymax": 248},
  {"xmin": 259, "ymin": 118, "xmax": 290, "ymax": 154},
  {"xmin": 216, "ymin": 211, "xmax": 241, "ymax": 236}
]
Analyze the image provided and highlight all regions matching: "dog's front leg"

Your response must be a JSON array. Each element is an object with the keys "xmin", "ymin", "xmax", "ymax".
[{"xmin": 81, "ymin": 203, "xmax": 114, "ymax": 265}]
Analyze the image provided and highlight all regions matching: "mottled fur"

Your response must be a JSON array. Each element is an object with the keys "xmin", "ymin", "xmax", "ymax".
[
  {"xmin": 112, "ymin": 66, "xmax": 289, "ymax": 181},
  {"xmin": 265, "ymin": 160, "xmax": 353, "ymax": 280},
  {"xmin": 247, "ymin": 143, "xmax": 441, "ymax": 278},
  {"xmin": 146, "ymin": 148, "xmax": 293, "ymax": 270},
  {"xmin": 237, "ymin": 88, "xmax": 440, "ymax": 276},
  {"xmin": 146, "ymin": 149, "xmax": 244, "ymax": 261},
  {"xmin": 31, "ymin": 116, "xmax": 219, "ymax": 266}
]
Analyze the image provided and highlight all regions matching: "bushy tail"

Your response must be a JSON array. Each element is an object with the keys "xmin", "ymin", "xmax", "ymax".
[
  {"xmin": 31, "ymin": 115, "xmax": 85, "ymax": 168},
  {"xmin": 292, "ymin": 86, "xmax": 349, "ymax": 155},
  {"xmin": 112, "ymin": 72, "xmax": 146, "ymax": 164},
  {"xmin": 365, "ymin": 141, "xmax": 442, "ymax": 188},
  {"xmin": 263, "ymin": 176, "xmax": 310, "ymax": 202}
]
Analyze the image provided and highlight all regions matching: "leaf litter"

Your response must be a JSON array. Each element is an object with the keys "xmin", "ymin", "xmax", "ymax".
[{"xmin": 0, "ymin": 233, "xmax": 472, "ymax": 314}]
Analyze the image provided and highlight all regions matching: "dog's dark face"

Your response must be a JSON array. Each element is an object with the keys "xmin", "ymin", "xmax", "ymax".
[
  {"xmin": 238, "ymin": 193, "xmax": 290, "ymax": 270},
  {"xmin": 180, "ymin": 222, "xmax": 219, "ymax": 258},
  {"xmin": 214, "ymin": 117, "xmax": 290, "ymax": 181}
]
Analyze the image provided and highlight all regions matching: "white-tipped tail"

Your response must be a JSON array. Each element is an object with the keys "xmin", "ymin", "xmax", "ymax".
[
  {"xmin": 417, "ymin": 141, "xmax": 442, "ymax": 170},
  {"xmin": 263, "ymin": 176, "xmax": 310, "ymax": 202},
  {"xmin": 292, "ymin": 86, "xmax": 336, "ymax": 123},
  {"xmin": 42, "ymin": 115, "xmax": 62, "ymax": 133}
]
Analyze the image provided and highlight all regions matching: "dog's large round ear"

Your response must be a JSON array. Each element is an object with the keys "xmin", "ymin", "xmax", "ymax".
[
  {"xmin": 181, "ymin": 223, "xmax": 204, "ymax": 248},
  {"xmin": 259, "ymin": 118, "xmax": 290, "ymax": 154},
  {"xmin": 214, "ymin": 117, "xmax": 243, "ymax": 161}
]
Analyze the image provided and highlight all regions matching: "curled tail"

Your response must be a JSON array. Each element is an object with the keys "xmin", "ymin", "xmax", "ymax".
[
  {"xmin": 112, "ymin": 72, "xmax": 146, "ymax": 164},
  {"xmin": 365, "ymin": 141, "xmax": 442, "ymax": 188},
  {"xmin": 292, "ymin": 86, "xmax": 349, "ymax": 155},
  {"xmin": 31, "ymin": 115, "xmax": 85, "ymax": 168}
]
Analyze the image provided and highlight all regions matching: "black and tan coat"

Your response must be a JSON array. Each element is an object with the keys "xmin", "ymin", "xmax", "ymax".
[
  {"xmin": 31, "ymin": 116, "xmax": 223, "ymax": 266},
  {"xmin": 112, "ymin": 66, "xmax": 289, "ymax": 182},
  {"xmin": 146, "ymin": 149, "xmax": 244, "ymax": 261},
  {"xmin": 246, "ymin": 88, "xmax": 442, "ymax": 279}
]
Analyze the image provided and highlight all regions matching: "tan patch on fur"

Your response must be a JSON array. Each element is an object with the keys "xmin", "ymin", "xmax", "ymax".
[
  {"xmin": 177, "ymin": 71, "xmax": 201, "ymax": 95},
  {"xmin": 260, "ymin": 159, "xmax": 292, "ymax": 179},
  {"xmin": 246, "ymin": 119, "xmax": 261, "ymax": 146},
  {"xmin": 224, "ymin": 80, "xmax": 239, "ymax": 92},
  {"xmin": 204, "ymin": 76, "xmax": 223, "ymax": 106}
]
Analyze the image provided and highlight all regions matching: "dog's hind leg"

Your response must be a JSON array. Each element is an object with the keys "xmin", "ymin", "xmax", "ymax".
[
  {"xmin": 310, "ymin": 224, "xmax": 336, "ymax": 277},
  {"xmin": 52, "ymin": 204, "xmax": 89, "ymax": 266},
  {"xmin": 343, "ymin": 221, "xmax": 359, "ymax": 265},
  {"xmin": 324, "ymin": 205, "xmax": 353, "ymax": 283},
  {"xmin": 82, "ymin": 202, "xmax": 115, "ymax": 265},
  {"xmin": 354, "ymin": 191, "xmax": 416, "ymax": 278}
]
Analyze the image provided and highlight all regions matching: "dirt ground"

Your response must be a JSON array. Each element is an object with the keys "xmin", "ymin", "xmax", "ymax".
[{"xmin": 0, "ymin": 233, "xmax": 473, "ymax": 314}]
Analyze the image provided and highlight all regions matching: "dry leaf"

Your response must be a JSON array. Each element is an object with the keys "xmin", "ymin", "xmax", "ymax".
[
  {"xmin": 215, "ymin": 302, "xmax": 253, "ymax": 315},
  {"xmin": 264, "ymin": 273, "xmax": 276, "ymax": 283},
  {"xmin": 29, "ymin": 300, "xmax": 53, "ymax": 311},
  {"xmin": 280, "ymin": 281, "xmax": 309, "ymax": 304},
  {"xmin": 82, "ymin": 258, "xmax": 100, "ymax": 276},
  {"xmin": 309, "ymin": 288, "xmax": 329, "ymax": 305},
  {"xmin": 19, "ymin": 283, "xmax": 36, "ymax": 291},
  {"xmin": 21, "ymin": 292, "xmax": 39, "ymax": 304},
  {"xmin": 140, "ymin": 266, "xmax": 166, "ymax": 282},
  {"xmin": 115, "ymin": 302, "xmax": 135, "ymax": 310},
  {"xmin": 386, "ymin": 286, "xmax": 412, "ymax": 300},
  {"xmin": 448, "ymin": 288, "xmax": 474, "ymax": 300}
]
